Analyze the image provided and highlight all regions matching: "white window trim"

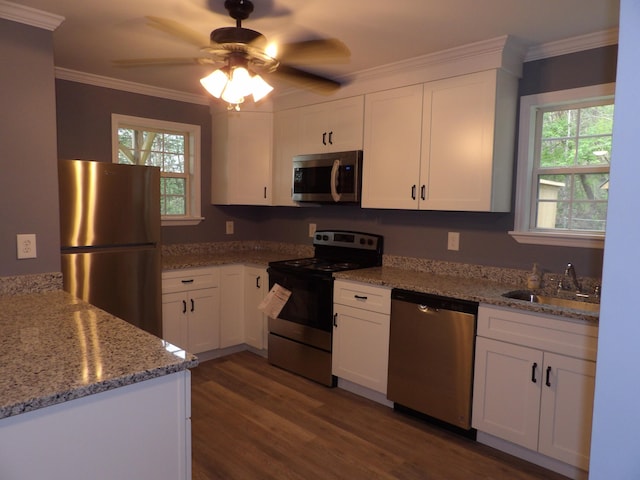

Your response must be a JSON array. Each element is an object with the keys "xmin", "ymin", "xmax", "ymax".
[
  {"xmin": 509, "ymin": 83, "xmax": 615, "ymax": 249},
  {"xmin": 111, "ymin": 114, "xmax": 203, "ymax": 226}
]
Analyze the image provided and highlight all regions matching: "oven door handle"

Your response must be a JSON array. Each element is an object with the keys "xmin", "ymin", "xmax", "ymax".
[{"xmin": 330, "ymin": 159, "xmax": 341, "ymax": 202}]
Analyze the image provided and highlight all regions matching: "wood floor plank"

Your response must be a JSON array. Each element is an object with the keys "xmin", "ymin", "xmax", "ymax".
[{"xmin": 191, "ymin": 351, "xmax": 570, "ymax": 480}]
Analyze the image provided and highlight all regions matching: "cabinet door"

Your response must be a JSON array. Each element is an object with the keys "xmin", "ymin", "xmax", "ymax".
[
  {"xmin": 272, "ymin": 109, "xmax": 300, "ymax": 206},
  {"xmin": 472, "ymin": 337, "xmax": 542, "ymax": 451},
  {"xmin": 212, "ymin": 111, "xmax": 273, "ymax": 205},
  {"xmin": 538, "ymin": 353, "xmax": 596, "ymax": 470},
  {"xmin": 187, "ymin": 288, "xmax": 220, "ymax": 354},
  {"xmin": 162, "ymin": 292, "xmax": 188, "ymax": 350},
  {"xmin": 299, "ymin": 96, "xmax": 364, "ymax": 153},
  {"xmin": 332, "ymin": 304, "xmax": 390, "ymax": 393},
  {"xmin": 420, "ymin": 70, "xmax": 506, "ymax": 211},
  {"xmin": 219, "ymin": 265, "xmax": 245, "ymax": 348},
  {"xmin": 244, "ymin": 266, "xmax": 268, "ymax": 349},
  {"xmin": 362, "ymin": 84, "xmax": 423, "ymax": 209}
]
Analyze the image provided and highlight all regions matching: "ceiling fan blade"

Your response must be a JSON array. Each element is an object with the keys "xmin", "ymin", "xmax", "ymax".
[
  {"xmin": 271, "ymin": 64, "xmax": 342, "ymax": 94},
  {"xmin": 276, "ymin": 39, "xmax": 350, "ymax": 65},
  {"xmin": 145, "ymin": 16, "xmax": 209, "ymax": 47},
  {"xmin": 113, "ymin": 57, "xmax": 215, "ymax": 67}
]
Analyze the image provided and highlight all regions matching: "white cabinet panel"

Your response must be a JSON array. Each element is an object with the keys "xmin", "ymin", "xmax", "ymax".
[
  {"xmin": 219, "ymin": 265, "xmax": 245, "ymax": 348},
  {"xmin": 244, "ymin": 266, "xmax": 268, "ymax": 350}
]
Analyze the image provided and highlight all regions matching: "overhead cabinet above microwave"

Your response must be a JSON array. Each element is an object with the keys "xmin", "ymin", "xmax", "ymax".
[
  {"xmin": 361, "ymin": 69, "xmax": 518, "ymax": 212},
  {"xmin": 298, "ymin": 96, "xmax": 364, "ymax": 154}
]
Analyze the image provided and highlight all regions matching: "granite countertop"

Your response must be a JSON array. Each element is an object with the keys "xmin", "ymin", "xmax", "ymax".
[
  {"xmin": 335, "ymin": 266, "xmax": 599, "ymax": 324},
  {"xmin": 162, "ymin": 249, "xmax": 297, "ymax": 270},
  {"xmin": 0, "ymin": 290, "xmax": 198, "ymax": 420}
]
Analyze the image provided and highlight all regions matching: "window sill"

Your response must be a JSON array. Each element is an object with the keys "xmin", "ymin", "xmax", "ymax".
[
  {"xmin": 162, "ymin": 216, "xmax": 204, "ymax": 227},
  {"xmin": 508, "ymin": 230, "xmax": 605, "ymax": 249}
]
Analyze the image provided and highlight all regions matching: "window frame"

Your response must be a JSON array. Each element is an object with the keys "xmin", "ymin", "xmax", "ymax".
[
  {"xmin": 111, "ymin": 114, "xmax": 203, "ymax": 226},
  {"xmin": 509, "ymin": 83, "xmax": 615, "ymax": 249}
]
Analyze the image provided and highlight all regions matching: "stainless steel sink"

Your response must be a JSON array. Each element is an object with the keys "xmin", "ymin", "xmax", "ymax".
[{"xmin": 502, "ymin": 290, "xmax": 600, "ymax": 313}]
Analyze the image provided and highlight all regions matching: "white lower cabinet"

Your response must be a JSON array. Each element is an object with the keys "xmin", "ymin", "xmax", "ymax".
[
  {"xmin": 332, "ymin": 280, "xmax": 391, "ymax": 394},
  {"xmin": 162, "ymin": 268, "xmax": 220, "ymax": 354},
  {"xmin": 244, "ymin": 266, "xmax": 268, "ymax": 349},
  {"xmin": 472, "ymin": 305, "xmax": 598, "ymax": 475},
  {"xmin": 162, "ymin": 265, "xmax": 270, "ymax": 355}
]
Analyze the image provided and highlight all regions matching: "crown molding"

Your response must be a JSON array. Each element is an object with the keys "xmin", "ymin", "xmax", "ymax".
[
  {"xmin": 55, "ymin": 68, "xmax": 211, "ymax": 106},
  {"xmin": 0, "ymin": 0, "xmax": 64, "ymax": 30},
  {"xmin": 525, "ymin": 28, "xmax": 619, "ymax": 62}
]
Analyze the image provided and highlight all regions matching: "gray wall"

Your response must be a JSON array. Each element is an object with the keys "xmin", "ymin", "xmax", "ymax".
[
  {"xmin": 0, "ymin": 19, "xmax": 60, "ymax": 276},
  {"xmin": 54, "ymin": 46, "xmax": 617, "ymax": 278}
]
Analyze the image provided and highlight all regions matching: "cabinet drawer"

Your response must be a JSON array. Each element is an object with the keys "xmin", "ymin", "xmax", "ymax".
[
  {"xmin": 334, "ymin": 280, "xmax": 391, "ymax": 314},
  {"xmin": 477, "ymin": 304, "xmax": 598, "ymax": 361},
  {"xmin": 162, "ymin": 267, "xmax": 220, "ymax": 293}
]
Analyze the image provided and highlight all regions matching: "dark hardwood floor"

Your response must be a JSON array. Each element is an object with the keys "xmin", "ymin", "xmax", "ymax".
[{"xmin": 191, "ymin": 351, "xmax": 568, "ymax": 480}]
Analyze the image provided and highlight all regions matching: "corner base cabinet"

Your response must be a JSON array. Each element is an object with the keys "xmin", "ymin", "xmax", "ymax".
[
  {"xmin": 332, "ymin": 280, "xmax": 391, "ymax": 394},
  {"xmin": 472, "ymin": 305, "xmax": 598, "ymax": 474}
]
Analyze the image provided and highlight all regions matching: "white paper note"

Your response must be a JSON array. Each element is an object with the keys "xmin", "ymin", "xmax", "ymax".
[{"xmin": 258, "ymin": 283, "xmax": 292, "ymax": 318}]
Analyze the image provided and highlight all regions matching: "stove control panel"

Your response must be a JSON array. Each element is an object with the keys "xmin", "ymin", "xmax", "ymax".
[{"xmin": 314, "ymin": 230, "xmax": 382, "ymax": 252}]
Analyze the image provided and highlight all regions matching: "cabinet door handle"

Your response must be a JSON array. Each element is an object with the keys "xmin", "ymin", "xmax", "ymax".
[
  {"xmin": 181, "ymin": 279, "xmax": 194, "ymax": 284},
  {"xmin": 256, "ymin": 275, "xmax": 261, "ymax": 289},
  {"xmin": 546, "ymin": 366, "xmax": 552, "ymax": 387},
  {"xmin": 182, "ymin": 300, "xmax": 187, "ymax": 314},
  {"xmin": 354, "ymin": 294, "xmax": 368, "ymax": 300},
  {"xmin": 322, "ymin": 132, "xmax": 327, "ymax": 145},
  {"xmin": 411, "ymin": 185, "xmax": 417, "ymax": 200},
  {"xmin": 531, "ymin": 362, "xmax": 537, "ymax": 383},
  {"xmin": 421, "ymin": 185, "xmax": 426, "ymax": 200},
  {"xmin": 264, "ymin": 186, "xmax": 267, "ymax": 199},
  {"xmin": 333, "ymin": 313, "xmax": 338, "ymax": 327},
  {"xmin": 328, "ymin": 131, "xmax": 333, "ymax": 145},
  {"xmin": 190, "ymin": 298, "xmax": 195, "ymax": 312}
]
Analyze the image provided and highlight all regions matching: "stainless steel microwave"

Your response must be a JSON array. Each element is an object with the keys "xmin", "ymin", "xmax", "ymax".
[{"xmin": 292, "ymin": 150, "xmax": 363, "ymax": 203}]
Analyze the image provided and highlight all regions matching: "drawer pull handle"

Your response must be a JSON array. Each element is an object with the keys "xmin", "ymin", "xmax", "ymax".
[
  {"xmin": 531, "ymin": 362, "xmax": 537, "ymax": 383},
  {"xmin": 181, "ymin": 279, "xmax": 194, "ymax": 284},
  {"xmin": 546, "ymin": 366, "xmax": 552, "ymax": 387},
  {"xmin": 354, "ymin": 295, "xmax": 368, "ymax": 300}
]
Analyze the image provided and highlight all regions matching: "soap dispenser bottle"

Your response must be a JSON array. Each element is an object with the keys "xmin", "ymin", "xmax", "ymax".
[{"xmin": 527, "ymin": 263, "xmax": 541, "ymax": 290}]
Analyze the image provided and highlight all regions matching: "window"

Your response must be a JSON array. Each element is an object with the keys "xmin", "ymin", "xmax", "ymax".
[
  {"xmin": 112, "ymin": 114, "xmax": 202, "ymax": 226},
  {"xmin": 510, "ymin": 84, "xmax": 615, "ymax": 248}
]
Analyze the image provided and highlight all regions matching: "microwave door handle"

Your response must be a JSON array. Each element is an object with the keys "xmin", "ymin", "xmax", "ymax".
[{"xmin": 330, "ymin": 159, "xmax": 341, "ymax": 202}]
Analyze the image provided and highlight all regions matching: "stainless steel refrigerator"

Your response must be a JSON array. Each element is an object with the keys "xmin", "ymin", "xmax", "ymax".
[{"xmin": 58, "ymin": 159, "xmax": 162, "ymax": 337}]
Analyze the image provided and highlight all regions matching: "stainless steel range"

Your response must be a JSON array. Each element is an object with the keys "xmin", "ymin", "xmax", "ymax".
[{"xmin": 267, "ymin": 230, "xmax": 384, "ymax": 386}]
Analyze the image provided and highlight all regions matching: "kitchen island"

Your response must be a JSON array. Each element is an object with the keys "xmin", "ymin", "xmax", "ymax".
[{"xmin": 0, "ymin": 287, "xmax": 197, "ymax": 480}]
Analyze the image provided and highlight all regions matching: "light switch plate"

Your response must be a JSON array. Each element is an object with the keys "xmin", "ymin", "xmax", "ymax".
[
  {"xmin": 225, "ymin": 221, "xmax": 234, "ymax": 235},
  {"xmin": 309, "ymin": 223, "xmax": 317, "ymax": 237},
  {"xmin": 17, "ymin": 233, "xmax": 37, "ymax": 259}
]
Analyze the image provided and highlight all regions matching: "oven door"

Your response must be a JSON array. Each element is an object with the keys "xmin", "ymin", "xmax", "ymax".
[{"xmin": 268, "ymin": 267, "xmax": 334, "ymax": 331}]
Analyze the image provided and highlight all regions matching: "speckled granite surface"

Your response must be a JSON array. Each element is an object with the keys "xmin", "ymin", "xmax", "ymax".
[
  {"xmin": 335, "ymin": 266, "xmax": 599, "ymax": 324},
  {"xmin": 0, "ymin": 272, "xmax": 63, "ymax": 295},
  {"xmin": 162, "ymin": 241, "xmax": 313, "ymax": 270},
  {"xmin": 162, "ymin": 242, "xmax": 600, "ymax": 323},
  {"xmin": 0, "ymin": 289, "xmax": 197, "ymax": 420}
]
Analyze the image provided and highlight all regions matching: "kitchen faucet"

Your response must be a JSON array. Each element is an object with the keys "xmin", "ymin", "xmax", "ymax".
[{"xmin": 558, "ymin": 262, "xmax": 582, "ymax": 294}]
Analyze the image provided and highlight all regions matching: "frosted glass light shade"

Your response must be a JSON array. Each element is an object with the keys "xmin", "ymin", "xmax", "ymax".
[
  {"xmin": 251, "ymin": 74, "xmax": 273, "ymax": 102},
  {"xmin": 199, "ymin": 69, "xmax": 228, "ymax": 98}
]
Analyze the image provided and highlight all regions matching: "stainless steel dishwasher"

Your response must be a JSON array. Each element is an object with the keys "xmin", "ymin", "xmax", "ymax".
[{"xmin": 387, "ymin": 289, "xmax": 478, "ymax": 432}]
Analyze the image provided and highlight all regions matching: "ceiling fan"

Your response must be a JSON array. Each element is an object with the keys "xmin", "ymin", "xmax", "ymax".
[{"xmin": 115, "ymin": 0, "xmax": 350, "ymax": 109}]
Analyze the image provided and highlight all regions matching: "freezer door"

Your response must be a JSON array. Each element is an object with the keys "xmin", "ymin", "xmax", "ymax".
[
  {"xmin": 62, "ymin": 246, "xmax": 162, "ymax": 337},
  {"xmin": 58, "ymin": 159, "xmax": 160, "ymax": 247}
]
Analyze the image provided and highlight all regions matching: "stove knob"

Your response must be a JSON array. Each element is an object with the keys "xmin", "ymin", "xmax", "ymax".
[
  {"xmin": 368, "ymin": 239, "xmax": 374, "ymax": 246},
  {"xmin": 315, "ymin": 234, "xmax": 321, "ymax": 241},
  {"xmin": 322, "ymin": 235, "xmax": 329, "ymax": 241},
  {"xmin": 359, "ymin": 238, "xmax": 365, "ymax": 245}
]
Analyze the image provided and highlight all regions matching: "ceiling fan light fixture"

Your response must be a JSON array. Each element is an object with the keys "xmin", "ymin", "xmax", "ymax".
[{"xmin": 251, "ymin": 74, "xmax": 273, "ymax": 102}]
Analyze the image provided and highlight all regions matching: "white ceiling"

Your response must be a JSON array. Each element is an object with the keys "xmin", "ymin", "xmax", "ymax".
[{"xmin": 6, "ymin": 0, "xmax": 620, "ymax": 99}]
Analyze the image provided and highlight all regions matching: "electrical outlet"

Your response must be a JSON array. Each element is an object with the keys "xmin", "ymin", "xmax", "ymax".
[
  {"xmin": 225, "ymin": 221, "xmax": 234, "ymax": 235},
  {"xmin": 17, "ymin": 233, "xmax": 37, "ymax": 259},
  {"xmin": 447, "ymin": 232, "xmax": 460, "ymax": 251},
  {"xmin": 309, "ymin": 223, "xmax": 317, "ymax": 237}
]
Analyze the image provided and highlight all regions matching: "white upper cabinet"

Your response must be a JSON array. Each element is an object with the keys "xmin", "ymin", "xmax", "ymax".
[
  {"xmin": 362, "ymin": 69, "xmax": 518, "ymax": 212},
  {"xmin": 298, "ymin": 96, "xmax": 365, "ymax": 154},
  {"xmin": 272, "ymin": 108, "xmax": 300, "ymax": 206},
  {"xmin": 212, "ymin": 111, "xmax": 273, "ymax": 205}
]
